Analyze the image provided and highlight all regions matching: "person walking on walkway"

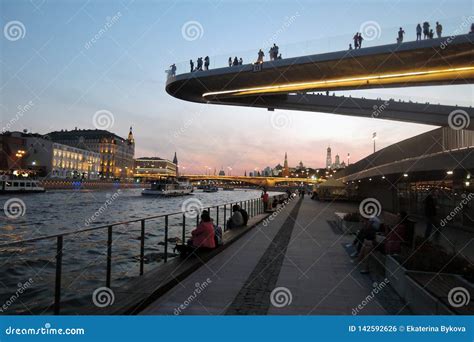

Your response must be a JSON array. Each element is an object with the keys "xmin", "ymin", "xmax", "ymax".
[
  {"xmin": 204, "ymin": 56, "xmax": 210, "ymax": 70},
  {"xmin": 436, "ymin": 21, "xmax": 442, "ymax": 38},
  {"xmin": 190, "ymin": 59, "xmax": 194, "ymax": 72},
  {"xmin": 423, "ymin": 21, "xmax": 430, "ymax": 39},
  {"xmin": 397, "ymin": 27, "xmax": 405, "ymax": 44},
  {"xmin": 416, "ymin": 23, "xmax": 422, "ymax": 41}
]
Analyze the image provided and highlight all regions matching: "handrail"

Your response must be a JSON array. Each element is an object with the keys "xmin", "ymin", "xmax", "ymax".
[{"xmin": 0, "ymin": 197, "xmax": 261, "ymax": 247}]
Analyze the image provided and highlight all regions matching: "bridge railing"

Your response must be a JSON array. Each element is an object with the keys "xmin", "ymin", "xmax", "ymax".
[
  {"xmin": 0, "ymin": 195, "xmax": 281, "ymax": 315},
  {"xmin": 167, "ymin": 17, "xmax": 472, "ymax": 78}
]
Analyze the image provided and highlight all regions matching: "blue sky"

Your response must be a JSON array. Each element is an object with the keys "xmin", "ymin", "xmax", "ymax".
[{"xmin": 1, "ymin": 0, "xmax": 473, "ymax": 174}]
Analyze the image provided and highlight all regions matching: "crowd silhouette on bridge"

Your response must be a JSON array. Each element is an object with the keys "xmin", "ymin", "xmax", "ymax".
[{"xmin": 167, "ymin": 20, "xmax": 474, "ymax": 77}]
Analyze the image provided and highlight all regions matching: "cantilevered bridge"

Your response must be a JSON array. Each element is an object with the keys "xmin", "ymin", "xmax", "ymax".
[{"xmin": 166, "ymin": 34, "xmax": 474, "ymax": 128}]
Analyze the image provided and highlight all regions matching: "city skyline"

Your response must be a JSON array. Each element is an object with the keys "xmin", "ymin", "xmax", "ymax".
[{"xmin": 2, "ymin": 0, "xmax": 473, "ymax": 174}]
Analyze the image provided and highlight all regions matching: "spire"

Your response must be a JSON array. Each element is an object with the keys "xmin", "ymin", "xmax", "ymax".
[
  {"xmin": 283, "ymin": 152, "xmax": 289, "ymax": 177},
  {"xmin": 127, "ymin": 126, "xmax": 134, "ymax": 144},
  {"xmin": 173, "ymin": 152, "xmax": 178, "ymax": 177}
]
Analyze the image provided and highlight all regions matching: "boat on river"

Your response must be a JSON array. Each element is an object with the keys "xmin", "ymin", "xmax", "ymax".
[
  {"xmin": 202, "ymin": 184, "xmax": 218, "ymax": 192},
  {"xmin": 0, "ymin": 176, "xmax": 45, "ymax": 194},
  {"xmin": 141, "ymin": 178, "xmax": 193, "ymax": 197}
]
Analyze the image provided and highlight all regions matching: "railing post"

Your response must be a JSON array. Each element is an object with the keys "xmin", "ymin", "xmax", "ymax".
[
  {"xmin": 223, "ymin": 204, "xmax": 227, "ymax": 231},
  {"xmin": 182, "ymin": 214, "xmax": 186, "ymax": 244},
  {"xmin": 54, "ymin": 235, "xmax": 63, "ymax": 315},
  {"xmin": 140, "ymin": 220, "xmax": 145, "ymax": 276},
  {"xmin": 216, "ymin": 206, "xmax": 219, "ymax": 225},
  {"xmin": 164, "ymin": 216, "xmax": 169, "ymax": 263},
  {"xmin": 106, "ymin": 226, "xmax": 112, "ymax": 288}
]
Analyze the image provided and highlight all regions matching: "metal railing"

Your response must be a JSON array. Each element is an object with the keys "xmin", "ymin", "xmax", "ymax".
[{"xmin": 0, "ymin": 196, "xmax": 269, "ymax": 314}]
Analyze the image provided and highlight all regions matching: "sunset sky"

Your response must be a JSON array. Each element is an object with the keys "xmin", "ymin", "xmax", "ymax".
[{"xmin": 1, "ymin": 0, "xmax": 473, "ymax": 174}]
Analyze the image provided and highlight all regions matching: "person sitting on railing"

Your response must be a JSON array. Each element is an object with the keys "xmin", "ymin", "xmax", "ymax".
[
  {"xmin": 189, "ymin": 210, "xmax": 216, "ymax": 249},
  {"xmin": 227, "ymin": 205, "xmax": 244, "ymax": 229}
]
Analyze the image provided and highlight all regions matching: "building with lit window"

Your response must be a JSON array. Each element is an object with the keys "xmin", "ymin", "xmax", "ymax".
[
  {"xmin": 47, "ymin": 128, "xmax": 135, "ymax": 179},
  {"xmin": 134, "ymin": 157, "xmax": 177, "ymax": 179}
]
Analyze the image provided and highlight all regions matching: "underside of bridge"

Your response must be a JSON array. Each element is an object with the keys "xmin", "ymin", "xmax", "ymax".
[{"xmin": 166, "ymin": 34, "xmax": 474, "ymax": 128}]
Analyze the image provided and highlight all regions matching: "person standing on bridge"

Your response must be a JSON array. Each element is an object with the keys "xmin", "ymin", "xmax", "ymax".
[
  {"xmin": 233, "ymin": 56, "xmax": 239, "ymax": 66},
  {"xmin": 397, "ymin": 27, "xmax": 405, "ymax": 44},
  {"xmin": 239, "ymin": 57, "xmax": 243, "ymax": 65},
  {"xmin": 196, "ymin": 57, "xmax": 203, "ymax": 71},
  {"xmin": 436, "ymin": 22, "xmax": 443, "ymax": 38},
  {"xmin": 190, "ymin": 59, "xmax": 194, "ymax": 72},
  {"xmin": 204, "ymin": 56, "xmax": 210, "ymax": 70},
  {"xmin": 416, "ymin": 23, "xmax": 422, "ymax": 41},
  {"xmin": 228, "ymin": 57, "xmax": 232, "ymax": 67},
  {"xmin": 353, "ymin": 33, "xmax": 359, "ymax": 49},
  {"xmin": 257, "ymin": 49, "xmax": 265, "ymax": 64},
  {"xmin": 423, "ymin": 21, "xmax": 430, "ymax": 39},
  {"xmin": 357, "ymin": 33, "xmax": 363, "ymax": 48}
]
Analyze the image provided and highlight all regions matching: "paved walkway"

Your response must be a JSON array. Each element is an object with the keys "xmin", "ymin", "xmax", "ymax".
[{"xmin": 141, "ymin": 198, "xmax": 388, "ymax": 315}]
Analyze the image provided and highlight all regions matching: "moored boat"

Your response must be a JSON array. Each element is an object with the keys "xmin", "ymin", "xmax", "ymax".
[
  {"xmin": 0, "ymin": 176, "xmax": 45, "ymax": 194},
  {"xmin": 141, "ymin": 178, "xmax": 193, "ymax": 197}
]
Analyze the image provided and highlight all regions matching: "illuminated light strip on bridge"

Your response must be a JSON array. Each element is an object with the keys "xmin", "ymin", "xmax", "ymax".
[{"xmin": 202, "ymin": 66, "xmax": 474, "ymax": 98}]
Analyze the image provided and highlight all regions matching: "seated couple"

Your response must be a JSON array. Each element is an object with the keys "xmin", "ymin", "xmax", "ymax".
[{"xmin": 226, "ymin": 204, "xmax": 248, "ymax": 229}]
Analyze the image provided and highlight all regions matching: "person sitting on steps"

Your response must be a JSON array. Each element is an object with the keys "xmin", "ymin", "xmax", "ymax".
[{"xmin": 227, "ymin": 205, "xmax": 244, "ymax": 229}]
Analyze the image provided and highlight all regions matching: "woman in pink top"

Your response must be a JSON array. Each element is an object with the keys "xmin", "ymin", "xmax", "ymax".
[{"xmin": 190, "ymin": 210, "xmax": 216, "ymax": 249}]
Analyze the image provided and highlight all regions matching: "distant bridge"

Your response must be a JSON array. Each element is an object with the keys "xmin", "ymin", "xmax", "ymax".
[{"xmin": 134, "ymin": 174, "xmax": 320, "ymax": 187}]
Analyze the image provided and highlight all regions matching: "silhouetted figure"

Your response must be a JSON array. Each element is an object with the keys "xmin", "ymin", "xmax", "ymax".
[
  {"xmin": 233, "ymin": 56, "xmax": 239, "ymax": 66},
  {"xmin": 436, "ymin": 21, "xmax": 442, "ymax": 38},
  {"xmin": 429, "ymin": 29, "xmax": 434, "ymax": 39},
  {"xmin": 238, "ymin": 57, "xmax": 243, "ymax": 65},
  {"xmin": 272, "ymin": 43, "xmax": 279, "ymax": 60},
  {"xmin": 397, "ymin": 27, "xmax": 405, "ymax": 44},
  {"xmin": 357, "ymin": 33, "xmax": 363, "ymax": 48},
  {"xmin": 416, "ymin": 24, "xmax": 422, "ymax": 41},
  {"xmin": 228, "ymin": 57, "xmax": 232, "ymax": 67},
  {"xmin": 168, "ymin": 64, "xmax": 176, "ymax": 77},
  {"xmin": 353, "ymin": 32, "xmax": 359, "ymax": 49},
  {"xmin": 196, "ymin": 57, "xmax": 203, "ymax": 71},
  {"xmin": 471, "ymin": 23, "xmax": 474, "ymax": 34},
  {"xmin": 423, "ymin": 21, "xmax": 430, "ymax": 39},
  {"xmin": 424, "ymin": 194, "xmax": 437, "ymax": 239},
  {"xmin": 277, "ymin": 53, "xmax": 282, "ymax": 59},
  {"xmin": 190, "ymin": 59, "xmax": 194, "ymax": 72},
  {"xmin": 257, "ymin": 49, "xmax": 265, "ymax": 63},
  {"xmin": 204, "ymin": 56, "xmax": 210, "ymax": 70},
  {"xmin": 349, "ymin": 43, "xmax": 353, "ymax": 50}
]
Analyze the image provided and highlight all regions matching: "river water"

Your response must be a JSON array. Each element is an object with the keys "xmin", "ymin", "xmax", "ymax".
[{"xmin": 0, "ymin": 187, "xmax": 282, "ymax": 314}]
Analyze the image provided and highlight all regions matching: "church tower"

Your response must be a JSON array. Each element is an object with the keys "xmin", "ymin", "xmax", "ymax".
[
  {"xmin": 282, "ymin": 152, "xmax": 290, "ymax": 177},
  {"xmin": 326, "ymin": 146, "xmax": 332, "ymax": 169},
  {"xmin": 173, "ymin": 152, "xmax": 178, "ymax": 177}
]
